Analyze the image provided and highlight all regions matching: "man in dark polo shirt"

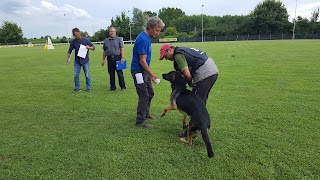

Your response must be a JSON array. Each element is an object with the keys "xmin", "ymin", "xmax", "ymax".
[
  {"xmin": 101, "ymin": 27, "xmax": 126, "ymax": 91},
  {"xmin": 66, "ymin": 28, "xmax": 95, "ymax": 93}
]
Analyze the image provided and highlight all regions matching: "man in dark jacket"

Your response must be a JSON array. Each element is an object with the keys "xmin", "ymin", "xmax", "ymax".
[
  {"xmin": 67, "ymin": 28, "xmax": 95, "ymax": 93},
  {"xmin": 159, "ymin": 44, "xmax": 218, "ymax": 104}
]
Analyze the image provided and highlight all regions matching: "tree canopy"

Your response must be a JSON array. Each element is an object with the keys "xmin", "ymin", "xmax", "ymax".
[
  {"xmin": 249, "ymin": 0, "xmax": 291, "ymax": 34},
  {"xmin": 2, "ymin": 0, "xmax": 320, "ymax": 43},
  {"xmin": 105, "ymin": 1, "xmax": 319, "ymax": 40},
  {"xmin": 0, "ymin": 21, "xmax": 23, "ymax": 44}
]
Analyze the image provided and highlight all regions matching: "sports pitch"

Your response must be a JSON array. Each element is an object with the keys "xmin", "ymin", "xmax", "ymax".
[{"xmin": 0, "ymin": 40, "xmax": 319, "ymax": 179}]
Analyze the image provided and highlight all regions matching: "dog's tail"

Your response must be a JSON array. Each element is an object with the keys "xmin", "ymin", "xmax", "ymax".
[{"xmin": 200, "ymin": 127, "xmax": 214, "ymax": 158}]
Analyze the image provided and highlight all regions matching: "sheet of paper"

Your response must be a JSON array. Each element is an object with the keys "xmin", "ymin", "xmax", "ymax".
[
  {"xmin": 77, "ymin": 44, "xmax": 87, "ymax": 58},
  {"xmin": 135, "ymin": 73, "xmax": 144, "ymax": 84}
]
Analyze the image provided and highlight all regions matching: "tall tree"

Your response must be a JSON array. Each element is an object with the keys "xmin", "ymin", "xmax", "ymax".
[
  {"xmin": 249, "ymin": 0, "xmax": 291, "ymax": 34},
  {"xmin": 92, "ymin": 29, "xmax": 108, "ymax": 41},
  {"xmin": 110, "ymin": 11, "xmax": 130, "ymax": 40},
  {"xmin": 173, "ymin": 15, "xmax": 202, "ymax": 34},
  {"xmin": 144, "ymin": 11, "xmax": 157, "ymax": 18},
  {"xmin": 163, "ymin": 27, "xmax": 177, "ymax": 36},
  {"xmin": 0, "ymin": 21, "xmax": 23, "ymax": 44},
  {"xmin": 158, "ymin": 7, "xmax": 185, "ymax": 27},
  {"xmin": 132, "ymin": 8, "xmax": 147, "ymax": 38},
  {"xmin": 310, "ymin": 7, "xmax": 320, "ymax": 33},
  {"xmin": 236, "ymin": 15, "xmax": 253, "ymax": 35},
  {"xmin": 81, "ymin": 31, "xmax": 90, "ymax": 38},
  {"xmin": 295, "ymin": 16, "xmax": 311, "ymax": 34},
  {"xmin": 310, "ymin": 7, "xmax": 319, "ymax": 23}
]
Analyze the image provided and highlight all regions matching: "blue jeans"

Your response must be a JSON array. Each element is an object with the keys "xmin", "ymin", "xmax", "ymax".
[{"xmin": 74, "ymin": 62, "xmax": 91, "ymax": 90}]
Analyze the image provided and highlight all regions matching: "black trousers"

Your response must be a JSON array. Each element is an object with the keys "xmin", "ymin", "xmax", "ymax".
[
  {"xmin": 132, "ymin": 71, "xmax": 154, "ymax": 124},
  {"xmin": 107, "ymin": 55, "xmax": 126, "ymax": 90},
  {"xmin": 192, "ymin": 74, "xmax": 218, "ymax": 104}
]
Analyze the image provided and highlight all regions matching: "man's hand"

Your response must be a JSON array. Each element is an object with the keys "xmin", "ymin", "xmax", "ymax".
[
  {"xmin": 139, "ymin": 54, "xmax": 157, "ymax": 83},
  {"xmin": 101, "ymin": 60, "xmax": 105, "ymax": 66},
  {"xmin": 86, "ymin": 45, "xmax": 92, "ymax": 50},
  {"xmin": 151, "ymin": 76, "xmax": 158, "ymax": 84},
  {"xmin": 66, "ymin": 53, "xmax": 71, "ymax": 63},
  {"xmin": 121, "ymin": 59, "xmax": 125, "ymax": 64},
  {"xmin": 182, "ymin": 68, "xmax": 193, "ymax": 87}
]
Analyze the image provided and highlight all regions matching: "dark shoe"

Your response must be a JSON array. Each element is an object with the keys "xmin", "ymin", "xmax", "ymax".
[
  {"xmin": 86, "ymin": 89, "xmax": 91, "ymax": 92},
  {"xmin": 109, "ymin": 88, "xmax": 116, "ymax": 91},
  {"xmin": 74, "ymin": 89, "xmax": 81, "ymax": 93},
  {"xmin": 136, "ymin": 122, "xmax": 153, "ymax": 128},
  {"xmin": 146, "ymin": 115, "xmax": 156, "ymax": 120},
  {"xmin": 121, "ymin": 88, "xmax": 126, "ymax": 92}
]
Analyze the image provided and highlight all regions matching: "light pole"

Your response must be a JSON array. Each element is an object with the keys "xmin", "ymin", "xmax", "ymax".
[
  {"xmin": 202, "ymin": 5, "xmax": 204, "ymax": 42},
  {"xmin": 292, "ymin": 0, "xmax": 298, "ymax": 40},
  {"xmin": 128, "ymin": 10, "xmax": 133, "ymax": 44},
  {"xmin": 92, "ymin": 25, "xmax": 95, "ymax": 37},
  {"xmin": 129, "ymin": 22, "xmax": 133, "ymax": 44},
  {"xmin": 64, "ymin": 14, "xmax": 69, "ymax": 43}
]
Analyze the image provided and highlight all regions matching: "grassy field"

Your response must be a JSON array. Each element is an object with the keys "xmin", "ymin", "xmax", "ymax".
[{"xmin": 0, "ymin": 40, "xmax": 319, "ymax": 179}]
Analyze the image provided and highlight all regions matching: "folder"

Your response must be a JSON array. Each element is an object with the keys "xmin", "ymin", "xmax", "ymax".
[{"xmin": 116, "ymin": 60, "xmax": 127, "ymax": 70}]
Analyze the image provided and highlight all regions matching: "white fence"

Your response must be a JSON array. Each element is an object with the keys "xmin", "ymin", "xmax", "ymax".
[{"xmin": 0, "ymin": 40, "xmax": 135, "ymax": 48}]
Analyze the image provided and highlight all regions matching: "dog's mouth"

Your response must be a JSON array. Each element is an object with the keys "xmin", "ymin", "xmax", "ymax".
[
  {"xmin": 163, "ymin": 73, "xmax": 176, "ymax": 82},
  {"xmin": 162, "ymin": 74, "xmax": 173, "ymax": 81},
  {"xmin": 162, "ymin": 74, "xmax": 168, "ymax": 80}
]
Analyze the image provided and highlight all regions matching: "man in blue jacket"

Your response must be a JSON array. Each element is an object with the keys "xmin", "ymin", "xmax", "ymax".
[{"xmin": 66, "ymin": 28, "xmax": 95, "ymax": 93}]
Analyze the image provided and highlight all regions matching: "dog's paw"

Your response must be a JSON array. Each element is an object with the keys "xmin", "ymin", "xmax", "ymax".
[
  {"xmin": 179, "ymin": 138, "xmax": 188, "ymax": 143},
  {"xmin": 160, "ymin": 112, "xmax": 166, "ymax": 117}
]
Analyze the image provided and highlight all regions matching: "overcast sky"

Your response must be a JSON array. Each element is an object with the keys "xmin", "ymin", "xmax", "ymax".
[{"xmin": 0, "ymin": 0, "xmax": 319, "ymax": 38}]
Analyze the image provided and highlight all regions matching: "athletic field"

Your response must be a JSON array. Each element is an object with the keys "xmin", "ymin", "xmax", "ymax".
[{"xmin": 0, "ymin": 40, "xmax": 319, "ymax": 179}]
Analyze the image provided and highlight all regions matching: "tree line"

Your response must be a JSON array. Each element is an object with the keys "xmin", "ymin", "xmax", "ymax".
[
  {"xmin": 90, "ymin": 0, "xmax": 319, "ymax": 41},
  {"xmin": 0, "ymin": 0, "xmax": 319, "ymax": 44}
]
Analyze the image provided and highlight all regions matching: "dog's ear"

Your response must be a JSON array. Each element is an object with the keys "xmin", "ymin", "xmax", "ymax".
[{"xmin": 170, "ymin": 74, "xmax": 176, "ymax": 82}]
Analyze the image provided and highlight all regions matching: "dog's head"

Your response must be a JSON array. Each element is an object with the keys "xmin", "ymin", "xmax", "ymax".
[{"xmin": 162, "ymin": 71, "xmax": 187, "ymax": 87}]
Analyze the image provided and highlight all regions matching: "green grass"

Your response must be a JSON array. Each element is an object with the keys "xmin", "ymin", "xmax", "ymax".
[{"xmin": 0, "ymin": 40, "xmax": 319, "ymax": 179}]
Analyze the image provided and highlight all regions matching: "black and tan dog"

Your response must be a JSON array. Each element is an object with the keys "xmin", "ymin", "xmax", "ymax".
[{"xmin": 161, "ymin": 71, "xmax": 214, "ymax": 158}]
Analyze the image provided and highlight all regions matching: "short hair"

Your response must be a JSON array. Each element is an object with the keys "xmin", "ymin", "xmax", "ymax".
[
  {"xmin": 72, "ymin": 28, "xmax": 80, "ymax": 34},
  {"xmin": 108, "ymin": 27, "xmax": 116, "ymax": 31},
  {"xmin": 146, "ymin": 16, "xmax": 165, "ymax": 30}
]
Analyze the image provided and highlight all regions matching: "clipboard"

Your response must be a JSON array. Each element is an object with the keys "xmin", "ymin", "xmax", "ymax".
[{"xmin": 116, "ymin": 60, "xmax": 127, "ymax": 70}]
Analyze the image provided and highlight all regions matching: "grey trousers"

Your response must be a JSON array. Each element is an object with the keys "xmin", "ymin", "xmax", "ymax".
[{"xmin": 132, "ymin": 71, "xmax": 154, "ymax": 124}]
